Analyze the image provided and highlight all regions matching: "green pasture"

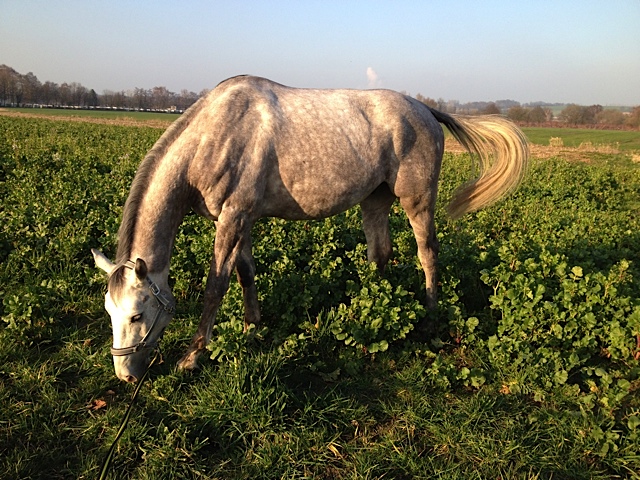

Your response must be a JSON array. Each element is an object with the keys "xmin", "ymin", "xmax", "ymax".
[
  {"xmin": 7, "ymin": 106, "xmax": 640, "ymax": 151},
  {"xmin": 7, "ymin": 106, "xmax": 177, "ymax": 123},
  {"xmin": 521, "ymin": 127, "xmax": 640, "ymax": 151},
  {"xmin": 1, "ymin": 116, "xmax": 639, "ymax": 479}
]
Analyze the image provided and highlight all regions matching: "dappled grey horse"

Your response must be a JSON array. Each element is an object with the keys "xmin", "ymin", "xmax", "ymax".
[{"xmin": 92, "ymin": 75, "xmax": 529, "ymax": 382}]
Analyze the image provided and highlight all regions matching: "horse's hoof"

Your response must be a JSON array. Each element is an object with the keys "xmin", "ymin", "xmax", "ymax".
[{"xmin": 177, "ymin": 353, "xmax": 199, "ymax": 371}]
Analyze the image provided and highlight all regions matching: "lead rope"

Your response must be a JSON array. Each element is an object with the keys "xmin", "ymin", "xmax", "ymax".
[{"xmin": 98, "ymin": 350, "xmax": 162, "ymax": 480}]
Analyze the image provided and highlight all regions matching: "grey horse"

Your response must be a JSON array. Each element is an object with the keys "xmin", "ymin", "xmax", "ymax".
[{"xmin": 92, "ymin": 75, "xmax": 529, "ymax": 382}]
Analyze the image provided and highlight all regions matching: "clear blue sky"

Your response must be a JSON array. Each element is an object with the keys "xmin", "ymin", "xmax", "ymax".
[{"xmin": 2, "ymin": 0, "xmax": 639, "ymax": 105}]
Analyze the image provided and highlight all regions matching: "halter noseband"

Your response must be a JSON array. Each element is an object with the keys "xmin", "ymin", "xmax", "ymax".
[{"xmin": 110, "ymin": 260, "xmax": 175, "ymax": 357}]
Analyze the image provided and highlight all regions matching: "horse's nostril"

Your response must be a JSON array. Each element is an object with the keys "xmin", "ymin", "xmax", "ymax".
[{"xmin": 124, "ymin": 374, "xmax": 138, "ymax": 383}]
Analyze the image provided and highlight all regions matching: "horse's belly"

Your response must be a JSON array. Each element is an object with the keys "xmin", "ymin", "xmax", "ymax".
[{"xmin": 261, "ymin": 172, "xmax": 379, "ymax": 220}]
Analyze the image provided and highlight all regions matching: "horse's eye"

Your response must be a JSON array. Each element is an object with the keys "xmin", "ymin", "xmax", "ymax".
[{"xmin": 131, "ymin": 313, "xmax": 143, "ymax": 323}]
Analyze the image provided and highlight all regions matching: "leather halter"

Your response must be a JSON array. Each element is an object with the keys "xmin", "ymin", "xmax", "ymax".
[{"xmin": 110, "ymin": 260, "xmax": 175, "ymax": 356}]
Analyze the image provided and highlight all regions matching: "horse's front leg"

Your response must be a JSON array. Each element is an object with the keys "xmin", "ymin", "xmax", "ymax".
[{"xmin": 177, "ymin": 211, "xmax": 250, "ymax": 371}]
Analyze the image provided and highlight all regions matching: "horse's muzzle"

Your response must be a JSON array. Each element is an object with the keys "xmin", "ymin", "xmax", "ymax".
[{"xmin": 113, "ymin": 353, "xmax": 148, "ymax": 383}]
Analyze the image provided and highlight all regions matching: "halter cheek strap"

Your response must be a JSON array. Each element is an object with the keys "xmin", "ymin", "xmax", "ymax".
[{"xmin": 110, "ymin": 261, "xmax": 176, "ymax": 357}]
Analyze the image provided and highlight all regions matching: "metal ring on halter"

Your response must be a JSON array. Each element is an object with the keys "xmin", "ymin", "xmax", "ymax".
[{"xmin": 110, "ymin": 261, "xmax": 176, "ymax": 357}]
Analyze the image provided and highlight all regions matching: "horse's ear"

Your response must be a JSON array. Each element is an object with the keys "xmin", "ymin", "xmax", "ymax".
[
  {"xmin": 92, "ymin": 249, "xmax": 116, "ymax": 275},
  {"xmin": 134, "ymin": 258, "xmax": 148, "ymax": 280}
]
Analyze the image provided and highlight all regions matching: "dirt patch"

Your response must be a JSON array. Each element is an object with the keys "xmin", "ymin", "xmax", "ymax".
[{"xmin": 0, "ymin": 108, "xmax": 172, "ymax": 129}]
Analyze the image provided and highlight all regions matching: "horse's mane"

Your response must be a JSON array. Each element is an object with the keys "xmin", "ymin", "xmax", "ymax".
[
  {"xmin": 113, "ymin": 94, "xmax": 209, "ymax": 268},
  {"xmin": 107, "ymin": 265, "xmax": 129, "ymax": 302}
]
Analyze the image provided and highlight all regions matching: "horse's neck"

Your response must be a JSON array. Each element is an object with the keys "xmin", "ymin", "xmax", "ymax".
[{"xmin": 127, "ymin": 173, "xmax": 191, "ymax": 281}]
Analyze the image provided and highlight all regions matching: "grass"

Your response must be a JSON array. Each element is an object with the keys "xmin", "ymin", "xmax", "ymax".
[
  {"xmin": 2, "ymin": 338, "xmax": 630, "ymax": 479},
  {"xmin": 1, "ymin": 115, "xmax": 639, "ymax": 479},
  {"xmin": 521, "ymin": 127, "xmax": 640, "ymax": 151}
]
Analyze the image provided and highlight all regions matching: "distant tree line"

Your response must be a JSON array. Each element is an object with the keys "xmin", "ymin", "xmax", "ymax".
[
  {"xmin": 0, "ymin": 65, "xmax": 206, "ymax": 112},
  {"xmin": 414, "ymin": 93, "xmax": 556, "ymax": 119},
  {"xmin": 2, "ymin": 64, "xmax": 638, "ymax": 127},
  {"xmin": 555, "ymin": 104, "xmax": 640, "ymax": 128},
  {"xmin": 414, "ymin": 92, "xmax": 640, "ymax": 128}
]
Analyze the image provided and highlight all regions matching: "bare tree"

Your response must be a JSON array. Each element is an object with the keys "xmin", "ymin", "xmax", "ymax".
[
  {"xmin": 559, "ymin": 104, "xmax": 584, "ymax": 125},
  {"xmin": 132, "ymin": 87, "xmax": 150, "ymax": 110},
  {"xmin": 177, "ymin": 89, "xmax": 199, "ymax": 110},
  {"xmin": 507, "ymin": 105, "xmax": 528, "ymax": 122},
  {"xmin": 415, "ymin": 93, "xmax": 437, "ymax": 109},
  {"xmin": 528, "ymin": 106, "xmax": 547, "ymax": 124},
  {"xmin": 151, "ymin": 86, "xmax": 173, "ymax": 110},
  {"xmin": 59, "ymin": 83, "xmax": 72, "ymax": 106},
  {"xmin": 21, "ymin": 72, "xmax": 41, "ymax": 105},
  {"xmin": 482, "ymin": 102, "xmax": 501, "ymax": 115},
  {"xmin": 446, "ymin": 99, "xmax": 459, "ymax": 114},
  {"xmin": 101, "ymin": 89, "xmax": 115, "ymax": 107},
  {"xmin": 0, "ymin": 65, "xmax": 16, "ymax": 105},
  {"xmin": 596, "ymin": 109, "xmax": 625, "ymax": 126},
  {"xmin": 41, "ymin": 81, "xmax": 59, "ymax": 105},
  {"xmin": 88, "ymin": 89, "xmax": 98, "ymax": 107},
  {"xmin": 69, "ymin": 82, "xmax": 87, "ymax": 106},
  {"xmin": 112, "ymin": 91, "xmax": 127, "ymax": 108},
  {"xmin": 559, "ymin": 104, "xmax": 602, "ymax": 125},
  {"xmin": 626, "ymin": 106, "xmax": 640, "ymax": 128}
]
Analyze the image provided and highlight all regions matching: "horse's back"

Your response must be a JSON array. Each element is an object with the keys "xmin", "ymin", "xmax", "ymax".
[
  {"xmin": 189, "ymin": 76, "xmax": 445, "ymax": 219},
  {"xmin": 207, "ymin": 75, "xmax": 441, "ymax": 143}
]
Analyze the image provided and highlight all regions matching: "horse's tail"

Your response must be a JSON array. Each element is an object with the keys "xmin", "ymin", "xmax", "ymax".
[{"xmin": 429, "ymin": 107, "xmax": 530, "ymax": 219}]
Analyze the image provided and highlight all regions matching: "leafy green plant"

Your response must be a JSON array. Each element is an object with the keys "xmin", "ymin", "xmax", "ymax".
[
  {"xmin": 1, "ymin": 116, "xmax": 639, "ymax": 478},
  {"xmin": 328, "ymin": 257, "xmax": 425, "ymax": 353},
  {"xmin": 481, "ymin": 248, "xmax": 639, "ymax": 402}
]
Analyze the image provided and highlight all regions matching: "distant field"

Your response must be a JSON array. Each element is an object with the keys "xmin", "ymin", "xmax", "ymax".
[
  {"xmin": 522, "ymin": 127, "xmax": 640, "ymax": 151},
  {"xmin": 4, "ymin": 107, "xmax": 639, "ymax": 152},
  {"xmin": 6, "ymin": 107, "xmax": 178, "ymax": 123}
]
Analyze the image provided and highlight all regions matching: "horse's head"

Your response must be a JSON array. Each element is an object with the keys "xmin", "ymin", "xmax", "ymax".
[{"xmin": 92, "ymin": 249, "xmax": 175, "ymax": 382}]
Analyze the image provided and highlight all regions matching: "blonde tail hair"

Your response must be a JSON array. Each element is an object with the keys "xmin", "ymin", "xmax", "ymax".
[{"xmin": 430, "ymin": 109, "xmax": 530, "ymax": 219}]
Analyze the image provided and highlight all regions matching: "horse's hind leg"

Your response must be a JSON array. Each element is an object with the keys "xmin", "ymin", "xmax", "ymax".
[
  {"xmin": 361, "ymin": 183, "xmax": 396, "ymax": 272},
  {"xmin": 236, "ymin": 239, "xmax": 260, "ymax": 331},
  {"xmin": 399, "ymin": 193, "xmax": 439, "ymax": 310},
  {"xmin": 177, "ymin": 211, "xmax": 251, "ymax": 371}
]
